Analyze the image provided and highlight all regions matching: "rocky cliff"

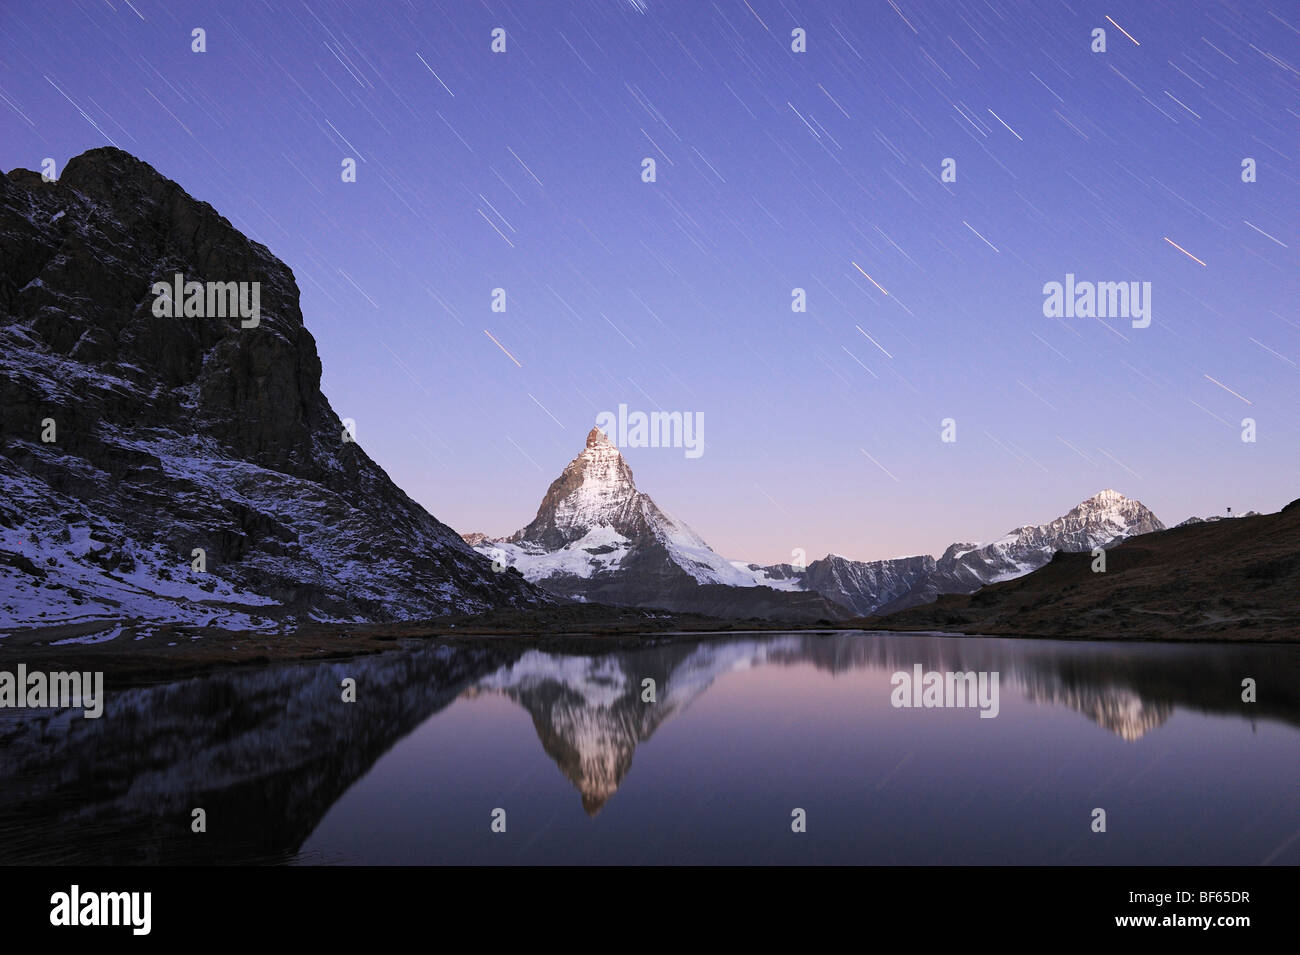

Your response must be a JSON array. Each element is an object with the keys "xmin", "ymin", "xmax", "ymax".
[{"xmin": 0, "ymin": 147, "xmax": 545, "ymax": 629}]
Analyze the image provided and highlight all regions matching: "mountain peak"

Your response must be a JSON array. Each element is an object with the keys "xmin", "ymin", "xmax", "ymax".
[
  {"xmin": 507, "ymin": 429, "xmax": 639, "ymax": 548},
  {"xmin": 1069, "ymin": 490, "xmax": 1162, "ymax": 532},
  {"xmin": 1084, "ymin": 489, "xmax": 1127, "ymax": 504},
  {"xmin": 1044, "ymin": 489, "xmax": 1164, "ymax": 543},
  {"xmin": 491, "ymin": 429, "xmax": 779, "ymax": 600}
]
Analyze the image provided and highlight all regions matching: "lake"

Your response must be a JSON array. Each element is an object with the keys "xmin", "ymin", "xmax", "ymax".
[{"xmin": 1, "ymin": 631, "xmax": 1297, "ymax": 865}]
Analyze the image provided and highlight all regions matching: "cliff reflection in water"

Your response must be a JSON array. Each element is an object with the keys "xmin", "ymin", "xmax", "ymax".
[{"xmin": 0, "ymin": 632, "xmax": 1296, "ymax": 863}]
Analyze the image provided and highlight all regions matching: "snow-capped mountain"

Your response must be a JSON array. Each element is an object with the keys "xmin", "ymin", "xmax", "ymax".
[
  {"xmin": 473, "ymin": 437, "xmax": 1163, "ymax": 621},
  {"xmin": 746, "ymin": 490, "xmax": 1165, "ymax": 617},
  {"xmin": 499, "ymin": 426, "xmax": 755, "ymax": 586},
  {"xmin": 0, "ymin": 148, "xmax": 545, "ymax": 630},
  {"xmin": 470, "ymin": 428, "xmax": 848, "ymax": 621},
  {"xmin": 881, "ymin": 489, "xmax": 1166, "ymax": 613}
]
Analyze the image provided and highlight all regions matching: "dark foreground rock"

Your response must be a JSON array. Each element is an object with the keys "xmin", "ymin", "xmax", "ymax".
[{"xmin": 0, "ymin": 148, "xmax": 546, "ymax": 628}]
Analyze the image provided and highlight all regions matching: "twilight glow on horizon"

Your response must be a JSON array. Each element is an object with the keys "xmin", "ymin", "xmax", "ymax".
[{"xmin": 1, "ymin": 0, "xmax": 1296, "ymax": 565}]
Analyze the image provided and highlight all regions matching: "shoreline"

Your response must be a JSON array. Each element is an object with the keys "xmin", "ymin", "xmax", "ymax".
[{"xmin": 2, "ymin": 607, "xmax": 1296, "ymax": 689}]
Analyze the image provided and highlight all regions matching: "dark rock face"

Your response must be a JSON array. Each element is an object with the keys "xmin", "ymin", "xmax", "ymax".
[
  {"xmin": 0, "ymin": 147, "xmax": 546, "ymax": 628},
  {"xmin": 800, "ymin": 553, "xmax": 937, "ymax": 617}
]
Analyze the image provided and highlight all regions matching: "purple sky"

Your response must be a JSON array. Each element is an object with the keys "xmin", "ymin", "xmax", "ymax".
[{"xmin": 1, "ymin": 0, "xmax": 1297, "ymax": 564}]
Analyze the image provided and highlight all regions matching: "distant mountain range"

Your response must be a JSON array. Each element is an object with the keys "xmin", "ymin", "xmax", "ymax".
[
  {"xmin": 871, "ymin": 499, "xmax": 1300, "ymax": 641},
  {"xmin": 469, "ymin": 429, "xmax": 1166, "ymax": 620},
  {"xmin": 0, "ymin": 148, "xmax": 545, "ymax": 630},
  {"xmin": 739, "ymin": 487, "xmax": 1164, "ymax": 615}
]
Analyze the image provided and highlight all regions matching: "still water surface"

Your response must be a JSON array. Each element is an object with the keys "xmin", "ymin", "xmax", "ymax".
[{"xmin": 2, "ymin": 632, "xmax": 1296, "ymax": 864}]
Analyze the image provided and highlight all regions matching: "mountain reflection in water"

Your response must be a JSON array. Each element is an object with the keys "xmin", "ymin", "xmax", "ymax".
[{"xmin": 1, "ymin": 632, "xmax": 1296, "ymax": 865}]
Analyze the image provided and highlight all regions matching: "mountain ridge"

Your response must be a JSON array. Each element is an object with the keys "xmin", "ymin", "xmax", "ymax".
[
  {"xmin": 865, "ymin": 499, "xmax": 1300, "ymax": 640},
  {"xmin": 738, "ymin": 488, "xmax": 1165, "ymax": 616},
  {"xmin": 468, "ymin": 425, "xmax": 1166, "ymax": 622}
]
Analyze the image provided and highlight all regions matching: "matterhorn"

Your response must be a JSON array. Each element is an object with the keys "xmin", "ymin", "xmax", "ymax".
[{"xmin": 468, "ymin": 428, "xmax": 846, "ymax": 621}]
